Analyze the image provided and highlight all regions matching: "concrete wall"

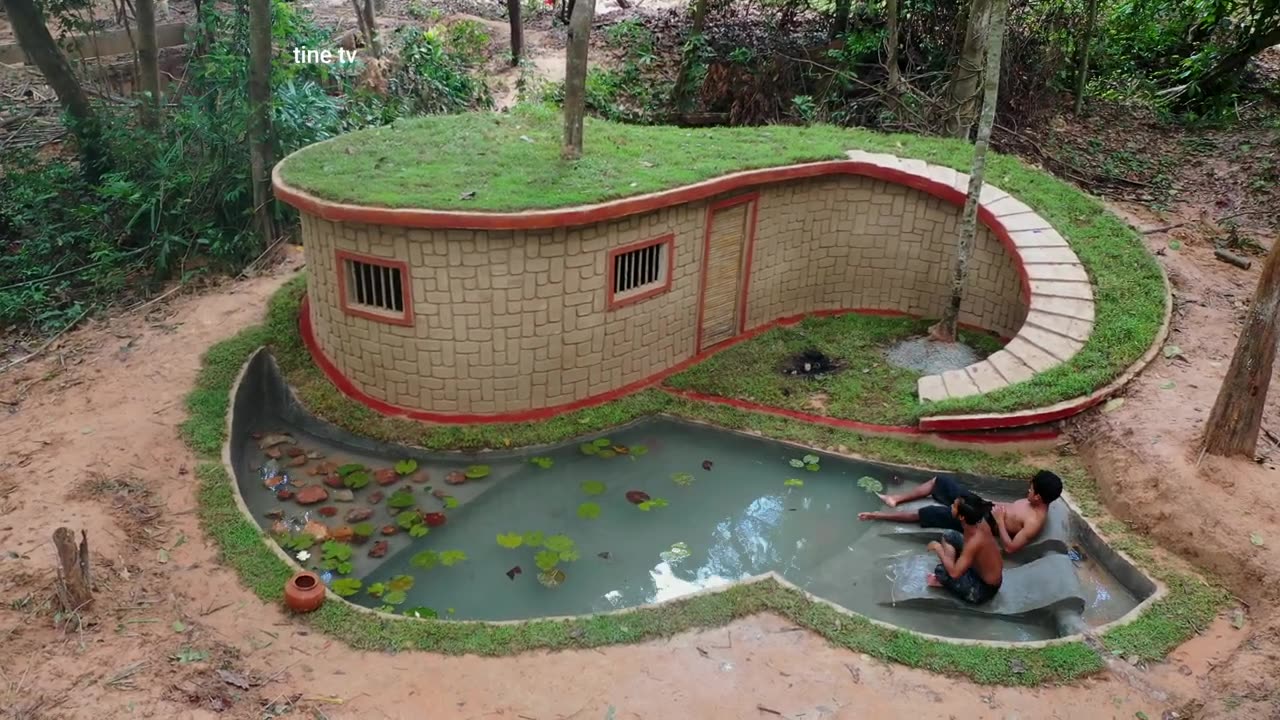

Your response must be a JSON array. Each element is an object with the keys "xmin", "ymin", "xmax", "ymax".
[{"xmin": 301, "ymin": 174, "xmax": 1028, "ymax": 416}]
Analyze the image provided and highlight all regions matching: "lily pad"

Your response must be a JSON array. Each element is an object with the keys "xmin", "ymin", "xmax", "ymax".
[
  {"xmin": 394, "ymin": 459, "xmax": 418, "ymax": 475},
  {"xmin": 387, "ymin": 489, "xmax": 416, "ymax": 510},
  {"xmin": 592, "ymin": 438, "xmax": 612, "ymax": 448},
  {"xmin": 597, "ymin": 449, "xmax": 617, "ymax": 459},
  {"xmin": 529, "ymin": 456, "xmax": 554, "ymax": 469},
  {"xmin": 581, "ymin": 480, "xmax": 606, "ymax": 495},
  {"xmin": 497, "ymin": 533, "xmax": 523, "ymax": 549},
  {"xmin": 630, "ymin": 445, "xmax": 649, "ymax": 456},
  {"xmin": 331, "ymin": 578, "xmax": 362, "ymax": 597},
  {"xmin": 411, "ymin": 550, "xmax": 439, "ymax": 569},
  {"xmin": 522, "ymin": 531, "xmax": 545, "ymax": 547},
  {"xmin": 579, "ymin": 443, "xmax": 599, "ymax": 456},
  {"xmin": 404, "ymin": 606, "xmax": 438, "ymax": 619},
  {"xmin": 545, "ymin": 534, "xmax": 575, "ymax": 554},
  {"xmin": 788, "ymin": 458, "xmax": 805, "ymax": 468},
  {"xmin": 534, "ymin": 549, "xmax": 561, "ymax": 572},
  {"xmin": 367, "ymin": 582, "xmax": 387, "ymax": 598},
  {"xmin": 671, "ymin": 472, "xmax": 694, "ymax": 486},
  {"xmin": 577, "ymin": 502, "xmax": 601, "ymax": 519},
  {"xmin": 637, "ymin": 497, "xmax": 669, "ymax": 511},
  {"xmin": 464, "ymin": 465, "xmax": 491, "ymax": 479},
  {"xmin": 440, "ymin": 550, "xmax": 468, "ymax": 566},
  {"xmin": 856, "ymin": 476, "xmax": 883, "ymax": 494},
  {"xmin": 408, "ymin": 525, "xmax": 429, "ymax": 537},
  {"xmin": 383, "ymin": 590, "xmax": 407, "ymax": 605},
  {"xmin": 336, "ymin": 463, "xmax": 365, "ymax": 478},
  {"xmin": 805, "ymin": 463, "xmax": 820, "ymax": 472},
  {"xmin": 388, "ymin": 574, "xmax": 415, "ymax": 592},
  {"xmin": 343, "ymin": 471, "xmax": 371, "ymax": 490},
  {"xmin": 784, "ymin": 478, "xmax": 805, "ymax": 488},
  {"xmin": 802, "ymin": 454, "xmax": 820, "ymax": 465}
]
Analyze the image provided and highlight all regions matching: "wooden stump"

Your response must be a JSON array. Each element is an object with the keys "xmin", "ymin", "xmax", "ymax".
[{"xmin": 53, "ymin": 527, "xmax": 93, "ymax": 613}]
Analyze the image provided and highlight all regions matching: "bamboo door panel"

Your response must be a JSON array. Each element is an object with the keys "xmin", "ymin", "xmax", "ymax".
[{"xmin": 699, "ymin": 200, "xmax": 751, "ymax": 350}]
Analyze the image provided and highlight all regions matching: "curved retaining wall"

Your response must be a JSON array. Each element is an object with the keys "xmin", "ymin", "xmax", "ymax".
[{"xmin": 275, "ymin": 153, "xmax": 1095, "ymax": 420}]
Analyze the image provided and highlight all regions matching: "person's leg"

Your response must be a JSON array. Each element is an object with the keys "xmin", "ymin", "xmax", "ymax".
[
  {"xmin": 925, "ymin": 530, "xmax": 964, "ymax": 587},
  {"xmin": 876, "ymin": 476, "xmax": 936, "ymax": 508},
  {"xmin": 928, "ymin": 475, "xmax": 970, "ymax": 506},
  {"xmin": 917, "ymin": 505, "xmax": 963, "ymax": 532},
  {"xmin": 858, "ymin": 509, "xmax": 921, "ymax": 522}
]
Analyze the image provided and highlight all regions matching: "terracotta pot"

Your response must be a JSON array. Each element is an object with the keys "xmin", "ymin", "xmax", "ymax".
[{"xmin": 284, "ymin": 571, "xmax": 325, "ymax": 613}]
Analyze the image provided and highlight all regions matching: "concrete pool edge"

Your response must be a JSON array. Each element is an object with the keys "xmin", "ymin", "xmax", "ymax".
[{"xmin": 219, "ymin": 347, "xmax": 1171, "ymax": 658}]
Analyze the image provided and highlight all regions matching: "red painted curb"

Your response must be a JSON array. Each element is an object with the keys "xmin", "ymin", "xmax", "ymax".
[
  {"xmin": 301, "ymin": 295, "xmax": 1056, "ymax": 444},
  {"xmin": 661, "ymin": 387, "xmax": 1059, "ymax": 444}
]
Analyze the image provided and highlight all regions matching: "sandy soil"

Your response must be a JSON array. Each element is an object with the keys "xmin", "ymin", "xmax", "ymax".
[
  {"xmin": 1075, "ymin": 201, "xmax": 1280, "ymax": 720},
  {"xmin": 0, "ymin": 243, "xmax": 1251, "ymax": 720}
]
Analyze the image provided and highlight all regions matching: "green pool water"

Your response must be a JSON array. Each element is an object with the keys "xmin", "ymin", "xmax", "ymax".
[{"xmin": 239, "ymin": 416, "xmax": 1136, "ymax": 642}]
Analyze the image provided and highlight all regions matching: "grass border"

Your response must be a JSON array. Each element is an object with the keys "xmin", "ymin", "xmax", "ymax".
[{"xmin": 184, "ymin": 279, "xmax": 1227, "ymax": 685}]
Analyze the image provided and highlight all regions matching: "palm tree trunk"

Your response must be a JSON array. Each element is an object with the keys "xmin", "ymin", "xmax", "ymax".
[{"xmin": 931, "ymin": 0, "xmax": 1008, "ymax": 342}]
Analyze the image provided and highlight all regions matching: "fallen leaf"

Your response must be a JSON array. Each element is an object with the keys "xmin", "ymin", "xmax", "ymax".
[
  {"xmin": 702, "ymin": 460, "xmax": 713, "ymax": 471},
  {"xmin": 1102, "ymin": 397, "xmax": 1125, "ymax": 413},
  {"xmin": 157, "ymin": 549, "xmax": 170, "ymax": 564},
  {"xmin": 1160, "ymin": 380, "xmax": 1176, "ymax": 390},
  {"xmin": 505, "ymin": 565, "xmax": 522, "ymax": 580},
  {"xmin": 1168, "ymin": 240, "xmax": 1182, "ymax": 251},
  {"xmin": 217, "ymin": 669, "xmax": 251, "ymax": 689},
  {"xmin": 1163, "ymin": 345, "xmax": 1183, "ymax": 359},
  {"xmin": 172, "ymin": 620, "xmax": 186, "ymax": 633},
  {"xmin": 1250, "ymin": 532, "xmax": 1264, "ymax": 547},
  {"xmin": 459, "ymin": 190, "xmax": 476, "ymax": 200}
]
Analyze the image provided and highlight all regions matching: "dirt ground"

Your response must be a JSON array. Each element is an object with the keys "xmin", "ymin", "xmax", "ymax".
[{"xmin": 0, "ymin": 244, "xmax": 1254, "ymax": 720}]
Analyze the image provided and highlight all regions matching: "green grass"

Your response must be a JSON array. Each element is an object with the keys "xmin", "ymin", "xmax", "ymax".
[
  {"xmin": 666, "ymin": 314, "xmax": 1003, "ymax": 425},
  {"xmin": 277, "ymin": 104, "xmax": 1166, "ymax": 421},
  {"xmin": 183, "ymin": 278, "xmax": 1226, "ymax": 683}
]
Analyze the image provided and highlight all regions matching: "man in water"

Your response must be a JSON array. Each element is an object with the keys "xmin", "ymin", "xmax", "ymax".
[
  {"xmin": 927, "ymin": 495, "xmax": 1003, "ymax": 604},
  {"xmin": 857, "ymin": 470, "xmax": 1063, "ymax": 554}
]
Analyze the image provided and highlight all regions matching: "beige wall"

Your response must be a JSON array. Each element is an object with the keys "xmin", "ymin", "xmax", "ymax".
[{"xmin": 302, "ymin": 175, "xmax": 1028, "ymax": 415}]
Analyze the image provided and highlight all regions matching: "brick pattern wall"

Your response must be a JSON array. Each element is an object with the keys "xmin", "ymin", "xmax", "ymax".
[
  {"xmin": 302, "ymin": 175, "xmax": 1029, "ymax": 415},
  {"xmin": 745, "ymin": 176, "xmax": 1026, "ymax": 339}
]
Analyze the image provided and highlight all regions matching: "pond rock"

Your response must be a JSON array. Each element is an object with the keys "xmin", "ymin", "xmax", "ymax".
[
  {"xmin": 445, "ymin": 471, "xmax": 467, "ymax": 485},
  {"xmin": 346, "ymin": 508, "xmax": 374, "ymax": 523},
  {"xmin": 295, "ymin": 486, "xmax": 329, "ymax": 505},
  {"xmin": 285, "ymin": 446, "xmax": 306, "ymax": 458},
  {"xmin": 310, "ymin": 461, "xmax": 338, "ymax": 477},
  {"xmin": 257, "ymin": 433, "xmax": 294, "ymax": 449},
  {"xmin": 331, "ymin": 526, "xmax": 354, "ymax": 542},
  {"xmin": 369, "ymin": 541, "xmax": 389, "ymax": 559},
  {"xmin": 275, "ymin": 488, "xmax": 294, "ymax": 501},
  {"xmin": 318, "ymin": 506, "xmax": 338, "ymax": 517},
  {"xmin": 302, "ymin": 520, "xmax": 329, "ymax": 540},
  {"xmin": 322, "ymin": 474, "xmax": 344, "ymax": 489},
  {"xmin": 264, "ymin": 447, "xmax": 284, "ymax": 460},
  {"xmin": 380, "ymin": 525, "xmax": 398, "ymax": 536},
  {"xmin": 410, "ymin": 470, "xmax": 430, "ymax": 484},
  {"xmin": 332, "ymin": 489, "xmax": 355, "ymax": 503},
  {"xmin": 368, "ymin": 491, "xmax": 384, "ymax": 505},
  {"xmin": 287, "ymin": 455, "xmax": 308, "ymax": 468},
  {"xmin": 374, "ymin": 469, "xmax": 399, "ymax": 486}
]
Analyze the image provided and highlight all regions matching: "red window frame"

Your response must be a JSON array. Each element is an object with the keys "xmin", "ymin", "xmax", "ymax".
[
  {"xmin": 335, "ymin": 249, "xmax": 413, "ymax": 327},
  {"xmin": 606, "ymin": 234, "xmax": 676, "ymax": 310}
]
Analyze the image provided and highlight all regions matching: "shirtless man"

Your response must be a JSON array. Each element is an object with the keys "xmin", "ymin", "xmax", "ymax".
[
  {"xmin": 927, "ymin": 495, "xmax": 1003, "ymax": 604},
  {"xmin": 857, "ymin": 470, "xmax": 1063, "ymax": 554}
]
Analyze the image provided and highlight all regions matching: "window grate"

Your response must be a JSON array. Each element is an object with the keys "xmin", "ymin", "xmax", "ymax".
[
  {"xmin": 344, "ymin": 259, "xmax": 405, "ymax": 314},
  {"xmin": 612, "ymin": 242, "xmax": 666, "ymax": 296}
]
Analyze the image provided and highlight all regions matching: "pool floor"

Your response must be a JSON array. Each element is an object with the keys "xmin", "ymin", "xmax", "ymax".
[{"xmin": 237, "ymin": 416, "xmax": 1135, "ymax": 643}]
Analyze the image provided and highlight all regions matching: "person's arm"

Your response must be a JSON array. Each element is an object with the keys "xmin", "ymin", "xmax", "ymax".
[{"xmin": 937, "ymin": 538, "xmax": 978, "ymax": 579}]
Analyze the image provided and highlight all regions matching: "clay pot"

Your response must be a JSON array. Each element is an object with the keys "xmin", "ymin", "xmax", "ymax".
[{"xmin": 284, "ymin": 571, "xmax": 325, "ymax": 613}]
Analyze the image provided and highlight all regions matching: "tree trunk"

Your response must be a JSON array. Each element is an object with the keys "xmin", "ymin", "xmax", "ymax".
[
  {"xmin": 248, "ymin": 0, "xmax": 276, "ymax": 248},
  {"xmin": 1073, "ymin": 0, "xmax": 1099, "ymax": 116},
  {"xmin": 2, "ymin": 0, "xmax": 106, "ymax": 180},
  {"xmin": 53, "ymin": 528, "xmax": 93, "ymax": 614},
  {"xmin": 362, "ymin": 0, "xmax": 380, "ymax": 58},
  {"xmin": 562, "ymin": 0, "xmax": 594, "ymax": 160},
  {"xmin": 885, "ymin": 0, "xmax": 900, "ymax": 90},
  {"xmin": 831, "ymin": 0, "xmax": 851, "ymax": 38},
  {"xmin": 671, "ymin": 0, "xmax": 709, "ymax": 110},
  {"xmin": 931, "ymin": 0, "xmax": 1008, "ymax": 343},
  {"xmin": 135, "ymin": 0, "xmax": 161, "ymax": 128},
  {"xmin": 1188, "ymin": 25, "xmax": 1280, "ymax": 99},
  {"xmin": 507, "ymin": 0, "xmax": 523, "ymax": 66},
  {"xmin": 943, "ymin": 0, "xmax": 993, "ymax": 139},
  {"xmin": 1203, "ymin": 239, "xmax": 1280, "ymax": 457}
]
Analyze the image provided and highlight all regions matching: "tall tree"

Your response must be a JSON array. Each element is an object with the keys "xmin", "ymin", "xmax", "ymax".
[
  {"xmin": 1202, "ymin": 240, "xmax": 1280, "ymax": 457},
  {"xmin": 885, "ymin": 0, "xmax": 900, "ymax": 90},
  {"xmin": 507, "ymin": 0, "xmax": 523, "ymax": 66},
  {"xmin": 672, "ymin": 0, "xmax": 709, "ymax": 110},
  {"xmin": 3, "ymin": 0, "xmax": 106, "ymax": 179},
  {"xmin": 1073, "ymin": 0, "xmax": 1099, "ymax": 115},
  {"xmin": 943, "ymin": 0, "xmax": 992, "ymax": 138},
  {"xmin": 248, "ymin": 0, "xmax": 276, "ymax": 247},
  {"xmin": 931, "ymin": 0, "xmax": 1008, "ymax": 342},
  {"xmin": 562, "ymin": 0, "xmax": 594, "ymax": 160},
  {"xmin": 831, "ymin": 0, "xmax": 851, "ymax": 38},
  {"xmin": 135, "ymin": 0, "xmax": 162, "ymax": 128}
]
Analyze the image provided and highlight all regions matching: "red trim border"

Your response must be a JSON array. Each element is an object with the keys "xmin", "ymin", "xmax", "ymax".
[
  {"xmin": 606, "ymin": 234, "xmax": 675, "ymax": 310},
  {"xmin": 334, "ymin": 249, "xmax": 413, "ymax": 327}
]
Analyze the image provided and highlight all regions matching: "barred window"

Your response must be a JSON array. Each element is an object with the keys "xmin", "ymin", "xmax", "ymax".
[
  {"xmin": 612, "ymin": 241, "xmax": 667, "ymax": 296},
  {"xmin": 344, "ymin": 258, "xmax": 405, "ymax": 314}
]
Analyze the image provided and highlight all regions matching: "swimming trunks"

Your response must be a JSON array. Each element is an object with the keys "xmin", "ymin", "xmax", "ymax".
[
  {"xmin": 932, "ymin": 530, "xmax": 1001, "ymax": 605},
  {"xmin": 916, "ymin": 475, "xmax": 980, "ymax": 532}
]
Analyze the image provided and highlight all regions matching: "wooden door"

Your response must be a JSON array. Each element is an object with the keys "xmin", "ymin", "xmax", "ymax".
[{"xmin": 698, "ymin": 197, "xmax": 754, "ymax": 351}]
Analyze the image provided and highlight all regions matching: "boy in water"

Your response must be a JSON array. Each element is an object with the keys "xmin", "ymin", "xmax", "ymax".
[
  {"xmin": 927, "ymin": 494, "xmax": 1003, "ymax": 604},
  {"xmin": 858, "ymin": 470, "xmax": 1063, "ymax": 555}
]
